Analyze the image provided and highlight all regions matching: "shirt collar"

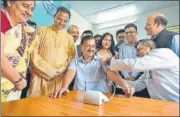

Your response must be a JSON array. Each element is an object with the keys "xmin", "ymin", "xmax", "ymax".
[
  {"xmin": 125, "ymin": 41, "xmax": 136, "ymax": 47},
  {"xmin": 78, "ymin": 55, "xmax": 99, "ymax": 62}
]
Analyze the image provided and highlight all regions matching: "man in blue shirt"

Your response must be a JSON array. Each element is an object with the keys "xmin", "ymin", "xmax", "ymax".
[
  {"xmin": 145, "ymin": 13, "xmax": 179, "ymax": 57},
  {"xmin": 114, "ymin": 29, "xmax": 126, "ymax": 59},
  {"xmin": 49, "ymin": 35, "xmax": 134, "ymax": 98},
  {"xmin": 118, "ymin": 23, "xmax": 140, "ymax": 81}
]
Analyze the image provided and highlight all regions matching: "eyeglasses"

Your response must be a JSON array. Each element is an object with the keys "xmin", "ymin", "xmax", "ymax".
[
  {"xmin": 117, "ymin": 36, "xmax": 126, "ymax": 39},
  {"xmin": 136, "ymin": 47, "xmax": 146, "ymax": 52},
  {"xmin": 125, "ymin": 31, "xmax": 136, "ymax": 35},
  {"xmin": 84, "ymin": 44, "xmax": 96, "ymax": 49}
]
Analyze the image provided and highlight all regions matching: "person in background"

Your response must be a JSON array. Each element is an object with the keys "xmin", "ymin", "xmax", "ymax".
[
  {"xmin": 114, "ymin": 29, "xmax": 126, "ymax": 59},
  {"xmin": 81, "ymin": 30, "xmax": 93, "ymax": 38},
  {"xmin": 113, "ymin": 24, "xmax": 148, "ymax": 97},
  {"xmin": 145, "ymin": 13, "xmax": 179, "ymax": 57},
  {"xmin": 94, "ymin": 34, "xmax": 102, "ymax": 50},
  {"xmin": 27, "ymin": 6, "xmax": 75, "ymax": 97},
  {"xmin": 97, "ymin": 33, "xmax": 115, "ymax": 62},
  {"xmin": 118, "ymin": 23, "xmax": 140, "ymax": 81},
  {"xmin": 49, "ymin": 35, "xmax": 134, "ymax": 98},
  {"xmin": 77, "ymin": 30, "xmax": 93, "ymax": 57},
  {"xmin": 67, "ymin": 25, "xmax": 79, "ymax": 43},
  {"xmin": 67, "ymin": 25, "xmax": 80, "ymax": 58},
  {"xmin": 96, "ymin": 32, "xmax": 115, "ymax": 93},
  {"xmin": 110, "ymin": 39, "xmax": 179, "ymax": 102},
  {"xmin": 67, "ymin": 25, "xmax": 80, "ymax": 90},
  {"xmin": 1, "ymin": 0, "xmax": 36, "ymax": 102}
]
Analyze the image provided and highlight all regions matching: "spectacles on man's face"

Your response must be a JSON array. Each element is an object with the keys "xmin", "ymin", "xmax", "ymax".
[
  {"xmin": 125, "ymin": 31, "xmax": 136, "ymax": 35},
  {"xmin": 136, "ymin": 47, "xmax": 144, "ymax": 52},
  {"xmin": 84, "ymin": 44, "xmax": 96, "ymax": 49},
  {"xmin": 117, "ymin": 36, "xmax": 126, "ymax": 40}
]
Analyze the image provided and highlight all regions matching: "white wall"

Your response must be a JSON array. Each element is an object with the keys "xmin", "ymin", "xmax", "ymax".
[
  {"xmin": 70, "ymin": 9, "xmax": 92, "ymax": 44},
  {"xmin": 93, "ymin": 5, "xmax": 179, "ymax": 44}
]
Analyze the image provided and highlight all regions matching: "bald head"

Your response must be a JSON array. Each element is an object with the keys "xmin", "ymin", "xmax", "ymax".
[
  {"xmin": 145, "ymin": 13, "xmax": 167, "ymax": 36},
  {"xmin": 148, "ymin": 13, "xmax": 167, "ymax": 26},
  {"xmin": 148, "ymin": 13, "xmax": 165, "ymax": 19},
  {"xmin": 68, "ymin": 25, "xmax": 79, "ymax": 42}
]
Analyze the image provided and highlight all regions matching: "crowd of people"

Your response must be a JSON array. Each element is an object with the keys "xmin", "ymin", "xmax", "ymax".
[{"xmin": 1, "ymin": 0, "xmax": 179, "ymax": 103}]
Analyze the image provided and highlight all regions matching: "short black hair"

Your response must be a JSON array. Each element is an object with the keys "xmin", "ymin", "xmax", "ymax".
[
  {"xmin": 54, "ymin": 6, "xmax": 71, "ymax": 19},
  {"xmin": 124, "ymin": 23, "xmax": 137, "ymax": 32},
  {"xmin": 80, "ymin": 35, "xmax": 94, "ymax": 45},
  {"xmin": 81, "ymin": 30, "xmax": 93, "ymax": 38},
  {"xmin": 94, "ymin": 34, "xmax": 102, "ymax": 38},
  {"xmin": 154, "ymin": 16, "xmax": 168, "ymax": 26},
  {"xmin": 116, "ymin": 29, "xmax": 125, "ymax": 37}
]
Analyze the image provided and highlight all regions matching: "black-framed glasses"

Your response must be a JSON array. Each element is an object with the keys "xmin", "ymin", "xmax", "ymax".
[
  {"xmin": 125, "ymin": 31, "xmax": 136, "ymax": 35},
  {"xmin": 117, "ymin": 36, "xmax": 126, "ymax": 39}
]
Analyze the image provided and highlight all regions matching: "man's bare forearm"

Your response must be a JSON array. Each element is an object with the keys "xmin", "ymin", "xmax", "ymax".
[
  {"xmin": 62, "ymin": 70, "xmax": 76, "ymax": 88},
  {"xmin": 107, "ymin": 70, "xmax": 126, "ymax": 87}
]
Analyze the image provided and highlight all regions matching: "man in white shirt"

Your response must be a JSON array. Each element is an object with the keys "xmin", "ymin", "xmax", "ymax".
[{"xmin": 109, "ymin": 39, "xmax": 179, "ymax": 102}]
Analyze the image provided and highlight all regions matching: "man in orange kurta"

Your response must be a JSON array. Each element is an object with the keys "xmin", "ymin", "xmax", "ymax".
[{"xmin": 28, "ymin": 6, "xmax": 75, "ymax": 97}]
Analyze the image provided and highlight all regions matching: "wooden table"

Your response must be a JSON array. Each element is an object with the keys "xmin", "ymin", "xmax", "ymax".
[{"xmin": 1, "ymin": 90, "xmax": 179, "ymax": 116}]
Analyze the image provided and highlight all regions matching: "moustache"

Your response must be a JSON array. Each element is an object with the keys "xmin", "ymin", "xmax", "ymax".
[
  {"xmin": 87, "ymin": 50, "xmax": 94, "ymax": 53},
  {"xmin": 73, "ymin": 35, "xmax": 78, "ymax": 38}
]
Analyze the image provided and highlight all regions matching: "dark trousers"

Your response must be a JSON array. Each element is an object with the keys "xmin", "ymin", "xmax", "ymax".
[
  {"xmin": 69, "ymin": 79, "xmax": 75, "ymax": 91},
  {"xmin": 116, "ymin": 71, "xmax": 150, "ymax": 98},
  {"xmin": 21, "ymin": 68, "xmax": 31, "ymax": 98}
]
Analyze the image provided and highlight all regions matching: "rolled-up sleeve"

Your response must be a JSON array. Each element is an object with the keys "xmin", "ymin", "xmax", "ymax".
[
  {"xmin": 109, "ymin": 50, "xmax": 176, "ymax": 72},
  {"xmin": 68, "ymin": 58, "xmax": 77, "ymax": 71}
]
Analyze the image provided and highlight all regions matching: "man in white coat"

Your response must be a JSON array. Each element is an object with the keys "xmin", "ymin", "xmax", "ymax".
[{"xmin": 109, "ymin": 39, "xmax": 179, "ymax": 102}]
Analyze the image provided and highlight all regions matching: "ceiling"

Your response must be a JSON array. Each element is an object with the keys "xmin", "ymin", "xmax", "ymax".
[
  {"xmin": 68, "ymin": 1, "xmax": 179, "ymax": 24},
  {"xmin": 69, "ymin": 1, "xmax": 134, "ymax": 16}
]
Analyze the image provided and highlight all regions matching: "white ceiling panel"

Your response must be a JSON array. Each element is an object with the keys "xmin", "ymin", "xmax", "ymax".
[
  {"xmin": 69, "ymin": 1, "xmax": 133, "ymax": 16},
  {"xmin": 68, "ymin": 1, "xmax": 179, "ymax": 24}
]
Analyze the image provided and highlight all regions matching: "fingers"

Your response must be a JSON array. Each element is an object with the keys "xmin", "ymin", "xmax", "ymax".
[
  {"xmin": 130, "ymin": 87, "xmax": 135, "ymax": 96},
  {"xmin": 49, "ymin": 90, "xmax": 60, "ymax": 98},
  {"xmin": 125, "ymin": 87, "xmax": 135, "ymax": 97},
  {"xmin": 53, "ymin": 90, "xmax": 60, "ymax": 98},
  {"xmin": 58, "ymin": 89, "xmax": 69, "ymax": 98},
  {"xmin": 49, "ymin": 88, "xmax": 69, "ymax": 98},
  {"xmin": 122, "ymin": 85, "xmax": 135, "ymax": 97},
  {"xmin": 15, "ymin": 79, "xmax": 27, "ymax": 90},
  {"xmin": 49, "ymin": 93, "xmax": 54, "ymax": 98}
]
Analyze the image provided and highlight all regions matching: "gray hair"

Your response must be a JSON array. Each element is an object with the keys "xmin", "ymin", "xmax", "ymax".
[
  {"xmin": 154, "ymin": 16, "xmax": 168, "ymax": 26},
  {"xmin": 67, "ymin": 25, "xmax": 78, "ymax": 33},
  {"xmin": 135, "ymin": 39, "xmax": 156, "ymax": 49}
]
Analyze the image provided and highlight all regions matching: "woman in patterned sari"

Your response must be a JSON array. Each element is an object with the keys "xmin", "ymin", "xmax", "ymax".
[{"xmin": 1, "ymin": 0, "xmax": 36, "ymax": 102}]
